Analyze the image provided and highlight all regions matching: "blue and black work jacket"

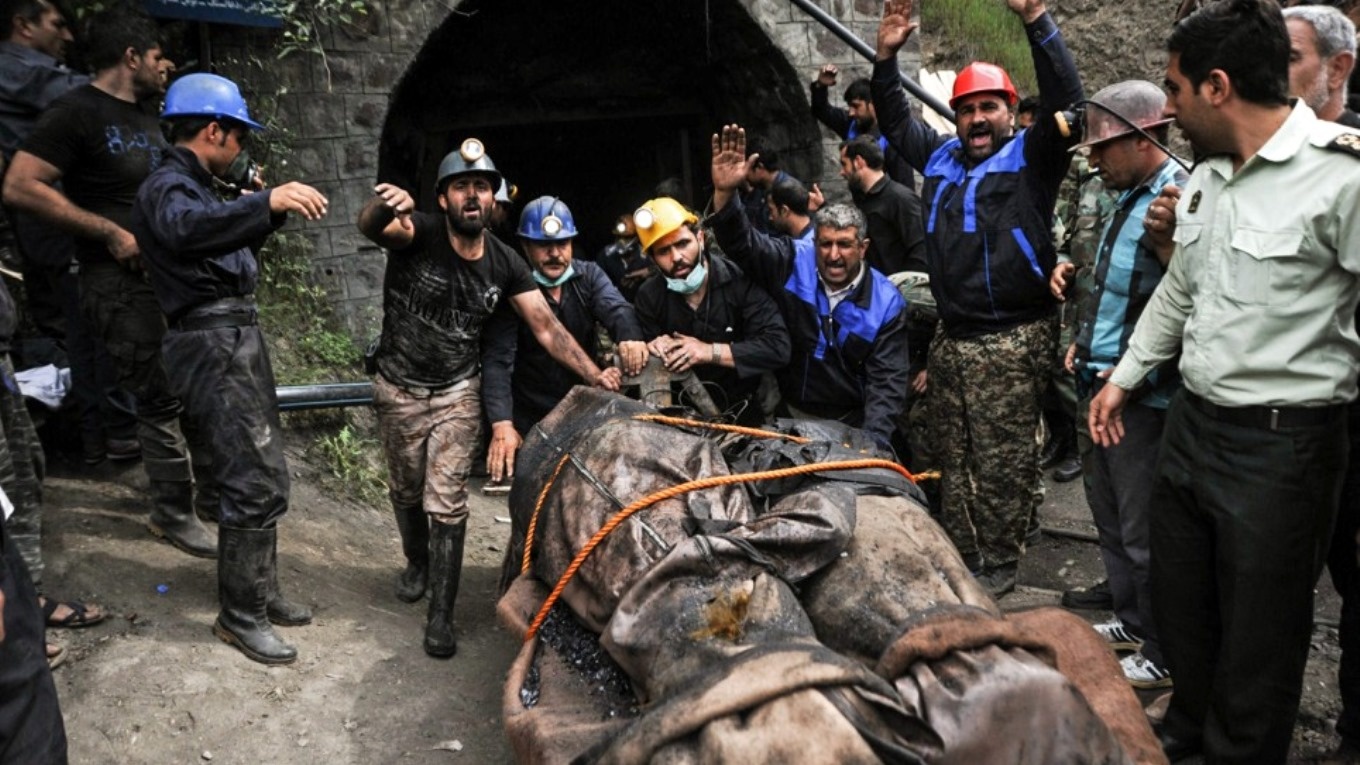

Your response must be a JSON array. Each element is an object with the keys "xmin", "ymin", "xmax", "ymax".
[
  {"xmin": 481, "ymin": 260, "xmax": 643, "ymax": 434},
  {"xmin": 871, "ymin": 12, "xmax": 1084, "ymax": 338},
  {"xmin": 131, "ymin": 146, "xmax": 281, "ymax": 322},
  {"xmin": 710, "ymin": 199, "xmax": 909, "ymax": 448}
]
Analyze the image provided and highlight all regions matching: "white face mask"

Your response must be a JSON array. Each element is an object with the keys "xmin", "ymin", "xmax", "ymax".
[
  {"xmin": 664, "ymin": 260, "xmax": 707, "ymax": 295},
  {"xmin": 532, "ymin": 263, "xmax": 575, "ymax": 288}
]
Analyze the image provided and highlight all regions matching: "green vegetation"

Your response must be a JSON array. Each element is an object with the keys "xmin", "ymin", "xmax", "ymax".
[
  {"xmin": 310, "ymin": 418, "xmax": 389, "ymax": 506},
  {"xmin": 926, "ymin": 1, "xmax": 1038, "ymax": 95}
]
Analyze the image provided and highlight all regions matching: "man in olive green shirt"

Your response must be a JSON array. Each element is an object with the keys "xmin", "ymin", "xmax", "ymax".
[{"xmin": 1089, "ymin": 1, "xmax": 1360, "ymax": 761}]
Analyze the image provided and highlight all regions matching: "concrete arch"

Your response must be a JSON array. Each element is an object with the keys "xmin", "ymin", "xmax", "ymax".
[{"xmin": 377, "ymin": 0, "xmax": 824, "ymax": 254}]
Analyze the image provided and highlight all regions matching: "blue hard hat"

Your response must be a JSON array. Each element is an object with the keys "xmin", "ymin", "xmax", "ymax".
[
  {"xmin": 518, "ymin": 196, "xmax": 577, "ymax": 241},
  {"xmin": 161, "ymin": 73, "xmax": 264, "ymax": 131}
]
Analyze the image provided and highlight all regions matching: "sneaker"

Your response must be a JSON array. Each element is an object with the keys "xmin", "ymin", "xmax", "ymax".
[
  {"xmin": 1062, "ymin": 578, "xmax": 1114, "ymax": 610},
  {"xmin": 1121, "ymin": 651, "xmax": 1172, "ymax": 689},
  {"xmin": 1093, "ymin": 617, "xmax": 1143, "ymax": 651}
]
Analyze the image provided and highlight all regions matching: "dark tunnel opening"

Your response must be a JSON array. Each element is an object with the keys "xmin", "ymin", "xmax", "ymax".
[{"xmin": 376, "ymin": 0, "xmax": 824, "ymax": 258}]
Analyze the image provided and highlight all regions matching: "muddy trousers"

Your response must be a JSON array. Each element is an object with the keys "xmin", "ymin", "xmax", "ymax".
[
  {"xmin": 161, "ymin": 307, "xmax": 289, "ymax": 530},
  {"xmin": 1154, "ymin": 391, "xmax": 1345, "ymax": 764},
  {"xmin": 0, "ymin": 521, "xmax": 67, "ymax": 764},
  {"xmin": 0, "ymin": 357, "xmax": 44, "ymax": 587},
  {"xmin": 928, "ymin": 318, "xmax": 1055, "ymax": 567},
  {"xmin": 374, "ymin": 374, "xmax": 483, "ymax": 526},
  {"xmin": 78, "ymin": 264, "xmax": 192, "ymax": 486}
]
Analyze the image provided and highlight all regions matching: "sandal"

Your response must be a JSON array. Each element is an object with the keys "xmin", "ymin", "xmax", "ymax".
[
  {"xmin": 40, "ymin": 596, "xmax": 107, "ymax": 629},
  {"xmin": 46, "ymin": 643, "xmax": 67, "ymax": 670}
]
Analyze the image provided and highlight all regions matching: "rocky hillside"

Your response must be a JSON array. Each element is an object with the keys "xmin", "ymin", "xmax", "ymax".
[{"xmin": 922, "ymin": 0, "xmax": 1178, "ymax": 96}]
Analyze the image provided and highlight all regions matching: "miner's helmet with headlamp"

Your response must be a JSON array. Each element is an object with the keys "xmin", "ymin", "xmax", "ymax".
[
  {"xmin": 435, "ymin": 138, "xmax": 503, "ymax": 194},
  {"xmin": 633, "ymin": 197, "xmax": 699, "ymax": 253},
  {"xmin": 1073, "ymin": 80, "xmax": 1174, "ymax": 151},
  {"xmin": 518, "ymin": 196, "xmax": 578, "ymax": 241}
]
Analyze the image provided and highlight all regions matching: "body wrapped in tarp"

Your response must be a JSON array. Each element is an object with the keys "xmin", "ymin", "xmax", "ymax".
[{"xmin": 497, "ymin": 388, "xmax": 1163, "ymax": 764}]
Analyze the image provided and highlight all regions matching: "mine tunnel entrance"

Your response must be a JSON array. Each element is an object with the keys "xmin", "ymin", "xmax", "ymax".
[{"xmin": 378, "ymin": 0, "xmax": 823, "ymax": 258}]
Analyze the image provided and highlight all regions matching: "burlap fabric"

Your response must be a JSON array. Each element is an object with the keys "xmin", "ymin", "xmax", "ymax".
[{"xmin": 497, "ymin": 388, "xmax": 1163, "ymax": 764}]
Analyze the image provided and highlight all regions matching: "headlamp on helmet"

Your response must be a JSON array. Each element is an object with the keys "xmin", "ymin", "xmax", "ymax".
[
  {"xmin": 633, "ymin": 197, "xmax": 698, "ymax": 253},
  {"xmin": 518, "ymin": 196, "xmax": 578, "ymax": 241}
]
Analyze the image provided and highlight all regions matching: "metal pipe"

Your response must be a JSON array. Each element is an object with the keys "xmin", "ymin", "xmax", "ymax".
[
  {"xmin": 785, "ymin": 0, "xmax": 956, "ymax": 121},
  {"xmin": 276, "ymin": 382, "xmax": 374, "ymax": 412}
]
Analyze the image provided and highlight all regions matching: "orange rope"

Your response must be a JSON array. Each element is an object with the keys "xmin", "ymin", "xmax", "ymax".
[
  {"xmin": 630, "ymin": 414, "xmax": 812, "ymax": 444},
  {"xmin": 521, "ymin": 453, "xmax": 572, "ymax": 576},
  {"xmin": 523, "ymin": 458, "xmax": 914, "ymax": 641}
]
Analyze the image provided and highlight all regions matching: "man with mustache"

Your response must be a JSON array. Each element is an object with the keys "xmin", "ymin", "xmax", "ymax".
[
  {"xmin": 1089, "ymin": 1, "xmax": 1360, "ymax": 759},
  {"xmin": 707, "ymin": 126, "xmax": 910, "ymax": 451},
  {"xmin": 872, "ymin": 0, "xmax": 1083, "ymax": 595},
  {"xmin": 481, "ymin": 196, "xmax": 648, "ymax": 485},
  {"xmin": 357, "ymin": 142, "xmax": 621, "ymax": 658},
  {"xmin": 630, "ymin": 195, "xmax": 790, "ymax": 427}
]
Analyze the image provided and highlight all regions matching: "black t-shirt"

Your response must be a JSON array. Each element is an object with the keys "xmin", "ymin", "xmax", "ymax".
[
  {"xmin": 375, "ymin": 212, "xmax": 537, "ymax": 388},
  {"xmin": 20, "ymin": 84, "xmax": 168, "ymax": 265}
]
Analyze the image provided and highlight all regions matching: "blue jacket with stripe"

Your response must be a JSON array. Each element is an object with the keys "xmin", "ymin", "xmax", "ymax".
[
  {"xmin": 871, "ymin": 12, "xmax": 1083, "ymax": 338},
  {"xmin": 710, "ymin": 199, "xmax": 910, "ymax": 449}
]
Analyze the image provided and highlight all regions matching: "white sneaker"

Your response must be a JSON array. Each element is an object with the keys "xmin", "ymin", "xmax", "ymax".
[
  {"xmin": 1093, "ymin": 617, "xmax": 1143, "ymax": 651},
  {"xmin": 1121, "ymin": 651, "xmax": 1173, "ymax": 689}
]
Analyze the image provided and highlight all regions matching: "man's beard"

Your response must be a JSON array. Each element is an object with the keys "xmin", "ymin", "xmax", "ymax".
[
  {"xmin": 1302, "ymin": 67, "xmax": 1331, "ymax": 115},
  {"xmin": 446, "ymin": 204, "xmax": 487, "ymax": 237}
]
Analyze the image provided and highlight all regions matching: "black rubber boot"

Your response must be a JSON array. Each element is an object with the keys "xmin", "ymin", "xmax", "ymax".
[
  {"xmin": 214, "ymin": 526, "xmax": 297, "ymax": 665},
  {"xmin": 424, "ymin": 520, "xmax": 466, "ymax": 658},
  {"xmin": 265, "ymin": 531, "xmax": 312, "ymax": 626},
  {"xmin": 147, "ymin": 480, "xmax": 218, "ymax": 558},
  {"xmin": 394, "ymin": 505, "xmax": 429, "ymax": 603},
  {"xmin": 193, "ymin": 461, "xmax": 221, "ymax": 523}
]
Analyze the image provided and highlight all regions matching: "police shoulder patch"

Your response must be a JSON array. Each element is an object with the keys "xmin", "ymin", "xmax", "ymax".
[{"xmin": 1326, "ymin": 132, "xmax": 1360, "ymax": 158}]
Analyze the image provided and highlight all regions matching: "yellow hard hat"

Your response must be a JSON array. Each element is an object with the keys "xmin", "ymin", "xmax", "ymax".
[{"xmin": 633, "ymin": 197, "xmax": 698, "ymax": 253}]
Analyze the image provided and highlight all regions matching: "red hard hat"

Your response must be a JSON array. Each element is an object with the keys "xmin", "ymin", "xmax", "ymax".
[{"xmin": 951, "ymin": 62, "xmax": 1018, "ymax": 109}]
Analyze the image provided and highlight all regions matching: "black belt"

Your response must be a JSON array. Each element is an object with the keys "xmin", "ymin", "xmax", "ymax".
[
  {"xmin": 1183, "ymin": 391, "xmax": 1342, "ymax": 431},
  {"xmin": 170, "ymin": 298, "xmax": 258, "ymax": 332}
]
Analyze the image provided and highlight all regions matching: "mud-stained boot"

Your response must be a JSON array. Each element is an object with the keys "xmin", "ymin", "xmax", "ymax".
[
  {"xmin": 214, "ymin": 526, "xmax": 297, "ymax": 665},
  {"xmin": 265, "ymin": 530, "xmax": 312, "ymax": 626},
  {"xmin": 394, "ymin": 504, "xmax": 429, "ymax": 603},
  {"xmin": 423, "ymin": 520, "xmax": 466, "ymax": 658},
  {"xmin": 147, "ymin": 480, "xmax": 218, "ymax": 558}
]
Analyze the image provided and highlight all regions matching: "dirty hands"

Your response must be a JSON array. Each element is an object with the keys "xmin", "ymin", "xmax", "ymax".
[
  {"xmin": 911, "ymin": 369, "xmax": 928, "ymax": 394},
  {"xmin": 649, "ymin": 332, "xmax": 707, "ymax": 375},
  {"xmin": 617, "ymin": 340, "xmax": 648, "ymax": 377},
  {"xmin": 487, "ymin": 421, "xmax": 522, "ymax": 483},
  {"xmin": 817, "ymin": 64, "xmax": 839, "ymax": 87},
  {"xmin": 1005, "ymin": 0, "xmax": 1048, "ymax": 24},
  {"xmin": 1049, "ymin": 261, "xmax": 1075, "ymax": 301},
  {"xmin": 877, "ymin": 0, "xmax": 917, "ymax": 60},
  {"xmin": 270, "ymin": 181, "xmax": 330, "ymax": 221},
  {"xmin": 711, "ymin": 125, "xmax": 756, "ymax": 194},
  {"xmin": 373, "ymin": 183, "xmax": 415, "ymax": 230},
  {"xmin": 593, "ymin": 367, "xmax": 622, "ymax": 391},
  {"xmin": 1144, "ymin": 184, "xmax": 1180, "ymax": 265}
]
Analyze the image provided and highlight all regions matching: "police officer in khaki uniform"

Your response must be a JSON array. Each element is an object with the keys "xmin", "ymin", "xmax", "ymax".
[{"xmin": 1091, "ymin": 1, "xmax": 1360, "ymax": 759}]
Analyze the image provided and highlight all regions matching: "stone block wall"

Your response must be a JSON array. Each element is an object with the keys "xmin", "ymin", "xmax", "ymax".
[{"xmin": 212, "ymin": 0, "xmax": 920, "ymax": 337}]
